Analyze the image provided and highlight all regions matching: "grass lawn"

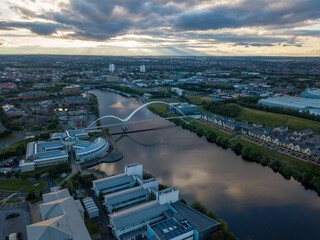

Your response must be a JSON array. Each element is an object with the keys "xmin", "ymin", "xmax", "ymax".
[
  {"xmin": 85, "ymin": 217, "xmax": 101, "ymax": 235},
  {"xmin": 237, "ymin": 106, "xmax": 320, "ymax": 131},
  {"xmin": 0, "ymin": 134, "xmax": 16, "ymax": 141},
  {"xmin": 21, "ymin": 180, "xmax": 47, "ymax": 193},
  {"xmin": 0, "ymin": 179, "xmax": 30, "ymax": 191},
  {"xmin": 187, "ymin": 95, "xmax": 216, "ymax": 105}
]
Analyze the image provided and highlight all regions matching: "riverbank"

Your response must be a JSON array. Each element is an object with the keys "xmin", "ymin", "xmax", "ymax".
[{"xmin": 147, "ymin": 103, "xmax": 320, "ymax": 197}]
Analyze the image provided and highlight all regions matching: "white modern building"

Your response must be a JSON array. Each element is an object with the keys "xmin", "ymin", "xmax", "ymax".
[
  {"xmin": 109, "ymin": 63, "xmax": 115, "ymax": 72},
  {"xmin": 140, "ymin": 65, "xmax": 146, "ymax": 73},
  {"xmin": 27, "ymin": 188, "xmax": 91, "ymax": 240},
  {"xmin": 20, "ymin": 130, "xmax": 109, "ymax": 172},
  {"xmin": 75, "ymin": 137, "xmax": 109, "ymax": 163},
  {"xmin": 170, "ymin": 102, "xmax": 198, "ymax": 114},
  {"xmin": 171, "ymin": 87, "xmax": 185, "ymax": 96}
]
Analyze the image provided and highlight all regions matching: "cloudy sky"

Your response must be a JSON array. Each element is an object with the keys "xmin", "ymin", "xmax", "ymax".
[{"xmin": 0, "ymin": 0, "xmax": 320, "ymax": 56}]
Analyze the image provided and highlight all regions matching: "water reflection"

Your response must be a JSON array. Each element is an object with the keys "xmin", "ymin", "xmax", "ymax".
[{"xmin": 91, "ymin": 90, "xmax": 320, "ymax": 240}]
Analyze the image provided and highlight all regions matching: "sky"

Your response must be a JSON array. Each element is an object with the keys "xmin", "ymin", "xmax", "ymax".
[{"xmin": 0, "ymin": 0, "xmax": 320, "ymax": 56}]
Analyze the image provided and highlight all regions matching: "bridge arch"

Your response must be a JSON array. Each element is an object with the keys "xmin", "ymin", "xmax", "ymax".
[{"xmin": 87, "ymin": 101, "xmax": 187, "ymax": 129}]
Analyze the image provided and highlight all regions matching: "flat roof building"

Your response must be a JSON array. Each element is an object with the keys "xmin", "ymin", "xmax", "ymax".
[
  {"xmin": 104, "ymin": 186, "xmax": 151, "ymax": 213},
  {"xmin": 258, "ymin": 95, "xmax": 320, "ymax": 112},
  {"xmin": 301, "ymin": 88, "xmax": 320, "ymax": 99}
]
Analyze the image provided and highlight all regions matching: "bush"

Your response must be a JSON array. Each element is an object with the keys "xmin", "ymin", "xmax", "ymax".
[{"xmin": 5, "ymin": 171, "xmax": 12, "ymax": 178}]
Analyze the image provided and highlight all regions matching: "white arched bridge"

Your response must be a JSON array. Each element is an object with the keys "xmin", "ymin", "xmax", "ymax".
[{"xmin": 86, "ymin": 101, "xmax": 200, "ymax": 132}]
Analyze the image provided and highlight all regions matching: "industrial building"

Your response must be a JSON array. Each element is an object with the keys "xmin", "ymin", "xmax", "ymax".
[
  {"xmin": 82, "ymin": 197, "xmax": 99, "ymax": 219},
  {"xmin": 258, "ymin": 95, "xmax": 320, "ymax": 115},
  {"xmin": 27, "ymin": 188, "xmax": 91, "ymax": 240},
  {"xmin": 170, "ymin": 102, "xmax": 198, "ymax": 114},
  {"xmin": 95, "ymin": 163, "xmax": 220, "ymax": 240},
  {"xmin": 301, "ymin": 88, "xmax": 320, "ymax": 99},
  {"xmin": 20, "ymin": 130, "xmax": 109, "ymax": 172}
]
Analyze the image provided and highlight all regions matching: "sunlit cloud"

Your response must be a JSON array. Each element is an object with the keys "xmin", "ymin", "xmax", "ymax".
[{"xmin": 0, "ymin": 0, "xmax": 320, "ymax": 56}]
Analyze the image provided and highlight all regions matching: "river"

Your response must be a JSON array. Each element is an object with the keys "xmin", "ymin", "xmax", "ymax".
[{"xmin": 91, "ymin": 89, "xmax": 320, "ymax": 240}]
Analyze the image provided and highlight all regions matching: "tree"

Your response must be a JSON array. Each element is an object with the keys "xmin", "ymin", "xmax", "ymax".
[
  {"xmin": 242, "ymin": 146, "xmax": 253, "ymax": 158},
  {"xmin": 191, "ymin": 200, "xmax": 207, "ymax": 214},
  {"xmin": 232, "ymin": 143, "xmax": 243, "ymax": 155},
  {"xmin": 5, "ymin": 171, "xmax": 12, "ymax": 178},
  {"xmin": 179, "ymin": 198, "xmax": 187, "ymax": 205},
  {"xmin": 148, "ymin": 192, "xmax": 156, "ymax": 201},
  {"xmin": 14, "ymin": 172, "xmax": 20, "ymax": 179},
  {"xmin": 25, "ymin": 191, "xmax": 36, "ymax": 201},
  {"xmin": 35, "ymin": 172, "xmax": 41, "ymax": 180}
]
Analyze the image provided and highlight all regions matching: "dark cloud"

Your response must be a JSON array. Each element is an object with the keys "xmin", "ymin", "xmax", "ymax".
[
  {"xmin": 4, "ymin": 0, "xmax": 320, "ymax": 45},
  {"xmin": 0, "ymin": 21, "xmax": 69, "ymax": 35},
  {"xmin": 174, "ymin": 0, "xmax": 320, "ymax": 30}
]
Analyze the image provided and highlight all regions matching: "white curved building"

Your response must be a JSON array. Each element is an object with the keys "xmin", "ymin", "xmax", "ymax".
[{"xmin": 75, "ymin": 137, "xmax": 109, "ymax": 163}]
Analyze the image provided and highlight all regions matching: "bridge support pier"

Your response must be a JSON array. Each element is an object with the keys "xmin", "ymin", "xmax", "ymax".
[{"xmin": 121, "ymin": 124, "xmax": 128, "ymax": 132}]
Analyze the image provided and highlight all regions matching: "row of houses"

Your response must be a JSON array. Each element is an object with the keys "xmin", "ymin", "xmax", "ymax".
[
  {"xmin": 248, "ymin": 128, "xmax": 320, "ymax": 161},
  {"xmin": 201, "ymin": 113, "xmax": 320, "ymax": 161}
]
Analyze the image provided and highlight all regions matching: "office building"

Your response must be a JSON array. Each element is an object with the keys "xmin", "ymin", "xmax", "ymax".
[
  {"xmin": 92, "ymin": 163, "xmax": 143, "ymax": 196},
  {"xmin": 20, "ymin": 130, "xmax": 109, "ymax": 172},
  {"xmin": 140, "ymin": 65, "xmax": 146, "ymax": 73},
  {"xmin": 109, "ymin": 63, "xmax": 115, "ymax": 72},
  {"xmin": 99, "ymin": 163, "xmax": 220, "ymax": 240}
]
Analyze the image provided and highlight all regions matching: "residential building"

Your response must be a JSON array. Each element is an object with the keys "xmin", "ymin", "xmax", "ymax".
[
  {"xmin": 64, "ymin": 96, "xmax": 89, "ymax": 105},
  {"xmin": 63, "ymin": 84, "xmax": 81, "ymax": 95},
  {"xmin": 18, "ymin": 90, "xmax": 47, "ymax": 100}
]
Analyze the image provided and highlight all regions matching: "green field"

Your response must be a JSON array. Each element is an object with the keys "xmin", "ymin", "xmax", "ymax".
[
  {"xmin": 187, "ymin": 96, "xmax": 216, "ymax": 105},
  {"xmin": 21, "ymin": 180, "xmax": 47, "ymax": 193},
  {"xmin": 0, "ymin": 179, "xmax": 30, "ymax": 191},
  {"xmin": 237, "ymin": 106, "xmax": 320, "ymax": 131}
]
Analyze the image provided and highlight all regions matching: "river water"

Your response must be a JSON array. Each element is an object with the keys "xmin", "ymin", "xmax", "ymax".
[{"xmin": 91, "ymin": 90, "xmax": 320, "ymax": 240}]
